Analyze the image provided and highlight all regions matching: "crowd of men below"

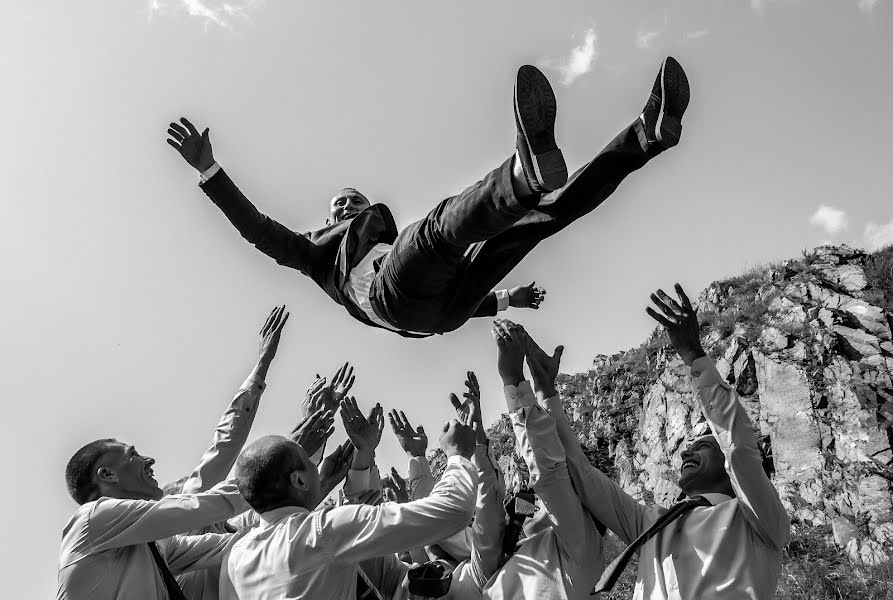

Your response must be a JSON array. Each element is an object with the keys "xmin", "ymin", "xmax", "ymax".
[{"xmin": 57, "ymin": 284, "xmax": 791, "ymax": 600}]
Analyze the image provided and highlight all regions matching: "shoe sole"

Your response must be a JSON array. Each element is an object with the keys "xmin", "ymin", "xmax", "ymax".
[
  {"xmin": 655, "ymin": 57, "xmax": 690, "ymax": 149},
  {"xmin": 515, "ymin": 65, "xmax": 567, "ymax": 191}
]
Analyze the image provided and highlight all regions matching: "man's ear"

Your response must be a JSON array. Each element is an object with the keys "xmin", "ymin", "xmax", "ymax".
[
  {"xmin": 290, "ymin": 470, "xmax": 310, "ymax": 492},
  {"xmin": 96, "ymin": 466, "xmax": 118, "ymax": 484}
]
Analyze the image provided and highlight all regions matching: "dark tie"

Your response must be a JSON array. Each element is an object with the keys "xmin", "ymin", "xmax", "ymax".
[
  {"xmin": 592, "ymin": 495, "xmax": 712, "ymax": 594},
  {"xmin": 147, "ymin": 542, "xmax": 188, "ymax": 600}
]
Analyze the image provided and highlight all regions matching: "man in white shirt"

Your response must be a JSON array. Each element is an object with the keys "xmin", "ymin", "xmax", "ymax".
[
  {"xmin": 220, "ymin": 398, "xmax": 480, "ymax": 599},
  {"xmin": 547, "ymin": 284, "xmax": 791, "ymax": 599},
  {"xmin": 483, "ymin": 320, "xmax": 605, "ymax": 600}
]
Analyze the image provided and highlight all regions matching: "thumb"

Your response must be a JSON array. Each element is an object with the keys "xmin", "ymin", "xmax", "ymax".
[
  {"xmin": 417, "ymin": 425, "xmax": 425, "ymax": 435},
  {"xmin": 553, "ymin": 345, "xmax": 564, "ymax": 362},
  {"xmin": 201, "ymin": 127, "xmax": 210, "ymax": 142}
]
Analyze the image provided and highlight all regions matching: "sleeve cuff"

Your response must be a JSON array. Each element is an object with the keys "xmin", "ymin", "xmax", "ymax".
[
  {"xmin": 343, "ymin": 467, "xmax": 371, "ymax": 494},
  {"xmin": 407, "ymin": 455, "xmax": 431, "ymax": 479},
  {"xmin": 540, "ymin": 394, "xmax": 566, "ymax": 420},
  {"xmin": 504, "ymin": 380, "xmax": 536, "ymax": 412},
  {"xmin": 495, "ymin": 289, "xmax": 510, "ymax": 312},
  {"xmin": 690, "ymin": 356, "xmax": 728, "ymax": 390},
  {"xmin": 240, "ymin": 371, "xmax": 267, "ymax": 393},
  {"xmin": 199, "ymin": 162, "xmax": 221, "ymax": 184}
]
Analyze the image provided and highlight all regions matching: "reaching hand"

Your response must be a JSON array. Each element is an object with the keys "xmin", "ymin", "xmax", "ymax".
[
  {"xmin": 508, "ymin": 282, "xmax": 547, "ymax": 310},
  {"xmin": 383, "ymin": 467, "xmax": 410, "ymax": 503},
  {"xmin": 449, "ymin": 371, "xmax": 487, "ymax": 444},
  {"xmin": 290, "ymin": 408, "xmax": 335, "ymax": 457},
  {"xmin": 388, "ymin": 410, "xmax": 427, "ymax": 457},
  {"xmin": 525, "ymin": 331, "xmax": 564, "ymax": 399},
  {"xmin": 646, "ymin": 283, "xmax": 705, "ymax": 366},
  {"xmin": 438, "ymin": 403, "xmax": 480, "ymax": 460},
  {"xmin": 258, "ymin": 306, "xmax": 289, "ymax": 363},
  {"xmin": 349, "ymin": 489, "xmax": 384, "ymax": 507},
  {"xmin": 166, "ymin": 117, "xmax": 215, "ymax": 172},
  {"xmin": 302, "ymin": 377, "xmax": 328, "ymax": 418},
  {"xmin": 341, "ymin": 397, "xmax": 385, "ymax": 453},
  {"xmin": 318, "ymin": 441, "xmax": 355, "ymax": 498},
  {"xmin": 308, "ymin": 363, "xmax": 356, "ymax": 415},
  {"xmin": 491, "ymin": 319, "xmax": 527, "ymax": 385}
]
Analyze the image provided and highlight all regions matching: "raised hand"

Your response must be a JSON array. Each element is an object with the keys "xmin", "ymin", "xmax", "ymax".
[
  {"xmin": 290, "ymin": 408, "xmax": 335, "ymax": 457},
  {"xmin": 350, "ymin": 489, "xmax": 384, "ymax": 507},
  {"xmin": 448, "ymin": 371, "xmax": 486, "ymax": 444},
  {"xmin": 166, "ymin": 117, "xmax": 215, "ymax": 172},
  {"xmin": 340, "ymin": 397, "xmax": 385, "ymax": 453},
  {"xmin": 438, "ymin": 403, "xmax": 479, "ymax": 460},
  {"xmin": 388, "ymin": 409, "xmax": 427, "ymax": 457},
  {"xmin": 383, "ymin": 467, "xmax": 410, "ymax": 503},
  {"xmin": 508, "ymin": 281, "xmax": 547, "ymax": 310},
  {"xmin": 491, "ymin": 319, "xmax": 527, "ymax": 386},
  {"xmin": 258, "ymin": 306, "xmax": 289, "ymax": 363},
  {"xmin": 302, "ymin": 377, "xmax": 328, "ymax": 419},
  {"xmin": 646, "ymin": 283, "xmax": 705, "ymax": 366},
  {"xmin": 310, "ymin": 363, "xmax": 357, "ymax": 414},
  {"xmin": 318, "ymin": 440, "xmax": 355, "ymax": 498},
  {"xmin": 524, "ymin": 330, "xmax": 564, "ymax": 399}
]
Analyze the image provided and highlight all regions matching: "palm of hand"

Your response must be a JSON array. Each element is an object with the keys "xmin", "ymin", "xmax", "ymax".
[{"xmin": 399, "ymin": 431, "xmax": 427, "ymax": 455}]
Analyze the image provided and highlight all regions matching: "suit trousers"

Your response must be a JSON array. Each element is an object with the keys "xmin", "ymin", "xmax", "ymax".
[{"xmin": 370, "ymin": 119, "xmax": 658, "ymax": 334}]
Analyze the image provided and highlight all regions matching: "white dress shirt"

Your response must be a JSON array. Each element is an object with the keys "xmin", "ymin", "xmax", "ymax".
[
  {"xmin": 57, "ymin": 482, "xmax": 248, "ymax": 600},
  {"xmin": 558, "ymin": 356, "xmax": 791, "ymax": 600},
  {"xmin": 219, "ymin": 455, "xmax": 477, "ymax": 600},
  {"xmin": 483, "ymin": 381, "xmax": 604, "ymax": 600},
  {"xmin": 175, "ymin": 370, "xmax": 267, "ymax": 600}
]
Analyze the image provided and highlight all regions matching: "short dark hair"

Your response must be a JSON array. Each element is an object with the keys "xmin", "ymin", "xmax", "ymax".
[
  {"xmin": 235, "ymin": 436, "xmax": 302, "ymax": 513},
  {"xmin": 65, "ymin": 439, "xmax": 117, "ymax": 505}
]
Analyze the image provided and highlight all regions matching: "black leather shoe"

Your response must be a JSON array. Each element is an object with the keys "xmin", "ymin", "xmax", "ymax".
[
  {"xmin": 640, "ymin": 57, "xmax": 690, "ymax": 149},
  {"xmin": 514, "ymin": 65, "xmax": 567, "ymax": 193}
]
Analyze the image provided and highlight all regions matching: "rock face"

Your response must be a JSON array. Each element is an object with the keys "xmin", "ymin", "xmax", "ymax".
[{"xmin": 486, "ymin": 244, "xmax": 893, "ymax": 566}]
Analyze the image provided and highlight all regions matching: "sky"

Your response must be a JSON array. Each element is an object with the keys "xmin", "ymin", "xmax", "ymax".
[{"xmin": 2, "ymin": 0, "xmax": 892, "ymax": 596}]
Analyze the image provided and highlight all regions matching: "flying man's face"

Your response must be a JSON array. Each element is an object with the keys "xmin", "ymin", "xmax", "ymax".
[{"xmin": 329, "ymin": 188, "xmax": 371, "ymax": 224}]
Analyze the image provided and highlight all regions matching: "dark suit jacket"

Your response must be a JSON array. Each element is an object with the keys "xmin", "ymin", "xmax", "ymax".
[{"xmin": 200, "ymin": 168, "xmax": 431, "ymax": 337}]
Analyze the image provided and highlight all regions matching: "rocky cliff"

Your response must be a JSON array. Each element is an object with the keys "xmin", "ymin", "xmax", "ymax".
[{"xmin": 477, "ymin": 244, "xmax": 893, "ymax": 568}]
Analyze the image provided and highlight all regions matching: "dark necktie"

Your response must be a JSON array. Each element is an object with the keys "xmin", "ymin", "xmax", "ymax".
[
  {"xmin": 147, "ymin": 542, "xmax": 188, "ymax": 600},
  {"xmin": 592, "ymin": 495, "xmax": 712, "ymax": 594},
  {"xmin": 356, "ymin": 567, "xmax": 382, "ymax": 600}
]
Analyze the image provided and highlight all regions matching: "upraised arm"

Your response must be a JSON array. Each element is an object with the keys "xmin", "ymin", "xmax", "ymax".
[
  {"xmin": 648, "ymin": 284, "xmax": 790, "ymax": 550},
  {"xmin": 166, "ymin": 117, "xmax": 320, "ymax": 275},
  {"xmin": 471, "ymin": 283, "xmax": 546, "ymax": 318},
  {"xmin": 525, "ymin": 330, "xmax": 645, "ymax": 544},
  {"xmin": 181, "ymin": 306, "xmax": 288, "ymax": 494}
]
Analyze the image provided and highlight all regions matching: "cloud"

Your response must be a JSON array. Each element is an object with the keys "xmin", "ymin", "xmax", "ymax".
[
  {"xmin": 147, "ymin": 0, "xmax": 264, "ymax": 30},
  {"xmin": 809, "ymin": 205, "xmax": 849, "ymax": 235},
  {"xmin": 858, "ymin": 0, "xmax": 879, "ymax": 13},
  {"xmin": 636, "ymin": 28, "xmax": 661, "ymax": 49},
  {"xmin": 685, "ymin": 28, "xmax": 710, "ymax": 40},
  {"xmin": 538, "ymin": 28, "xmax": 598, "ymax": 86},
  {"xmin": 864, "ymin": 219, "xmax": 893, "ymax": 251}
]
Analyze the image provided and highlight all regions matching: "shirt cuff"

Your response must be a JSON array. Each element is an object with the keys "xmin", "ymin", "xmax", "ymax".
[
  {"xmin": 199, "ymin": 162, "xmax": 221, "ymax": 184},
  {"xmin": 495, "ymin": 289, "xmax": 510, "ymax": 312},
  {"xmin": 690, "ymin": 356, "xmax": 727, "ymax": 390},
  {"xmin": 240, "ymin": 371, "xmax": 267, "ymax": 394},
  {"xmin": 504, "ymin": 380, "xmax": 536, "ymax": 412},
  {"xmin": 407, "ymin": 455, "xmax": 430, "ymax": 479},
  {"xmin": 540, "ymin": 394, "xmax": 566, "ymax": 420}
]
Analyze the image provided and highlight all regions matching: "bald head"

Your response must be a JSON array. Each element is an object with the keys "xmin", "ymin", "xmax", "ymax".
[
  {"xmin": 236, "ymin": 436, "xmax": 319, "ymax": 513},
  {"xmin": 329, "ymin": 188, "xmax": 370, "ymax": 224}
]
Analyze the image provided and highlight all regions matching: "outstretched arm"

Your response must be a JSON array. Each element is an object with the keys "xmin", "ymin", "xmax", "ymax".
[
  {"xmin": 166, "ymin": 117, "xmax": 320, "ymax": 275},
  {"xmin": 492, "ymin": 320, "xmax": 600, "ymax": 567},
  {"xmin": 180, "ymin": 307, "xmax": 288, "ymax": 495},
  {"xmin": 648, "ymin": 284, "xmax": 790, "ymax": 550},
  {"xmin": 472, "ymin": 283, "xmax": 546, "ymax": 317}
]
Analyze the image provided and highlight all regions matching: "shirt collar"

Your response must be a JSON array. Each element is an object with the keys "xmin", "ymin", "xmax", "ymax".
[
  {"xmin": 700, "ymin": 492, "xmax": 733, "ymax": 506},
  {"xmin": 259, "ymin": 505, "xmax": 309, "ymax": 525}
]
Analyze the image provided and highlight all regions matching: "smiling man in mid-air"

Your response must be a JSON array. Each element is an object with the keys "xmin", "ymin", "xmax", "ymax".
[{"xmin": 168, "ymin": 59, "xmax": 690, "ymax": 337}]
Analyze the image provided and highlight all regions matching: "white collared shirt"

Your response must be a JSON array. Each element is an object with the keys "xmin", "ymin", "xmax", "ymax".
[
  {"xmin": 558, "ymin": 356, "xmax": 791, "ymax": 599},
  {"xmin": 57, "ymin": 482, "xmax": 248, "ymax": 600},
  {"xmin": 220, "ymin": 456, "xmax": 477, "ymax": 600}
]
